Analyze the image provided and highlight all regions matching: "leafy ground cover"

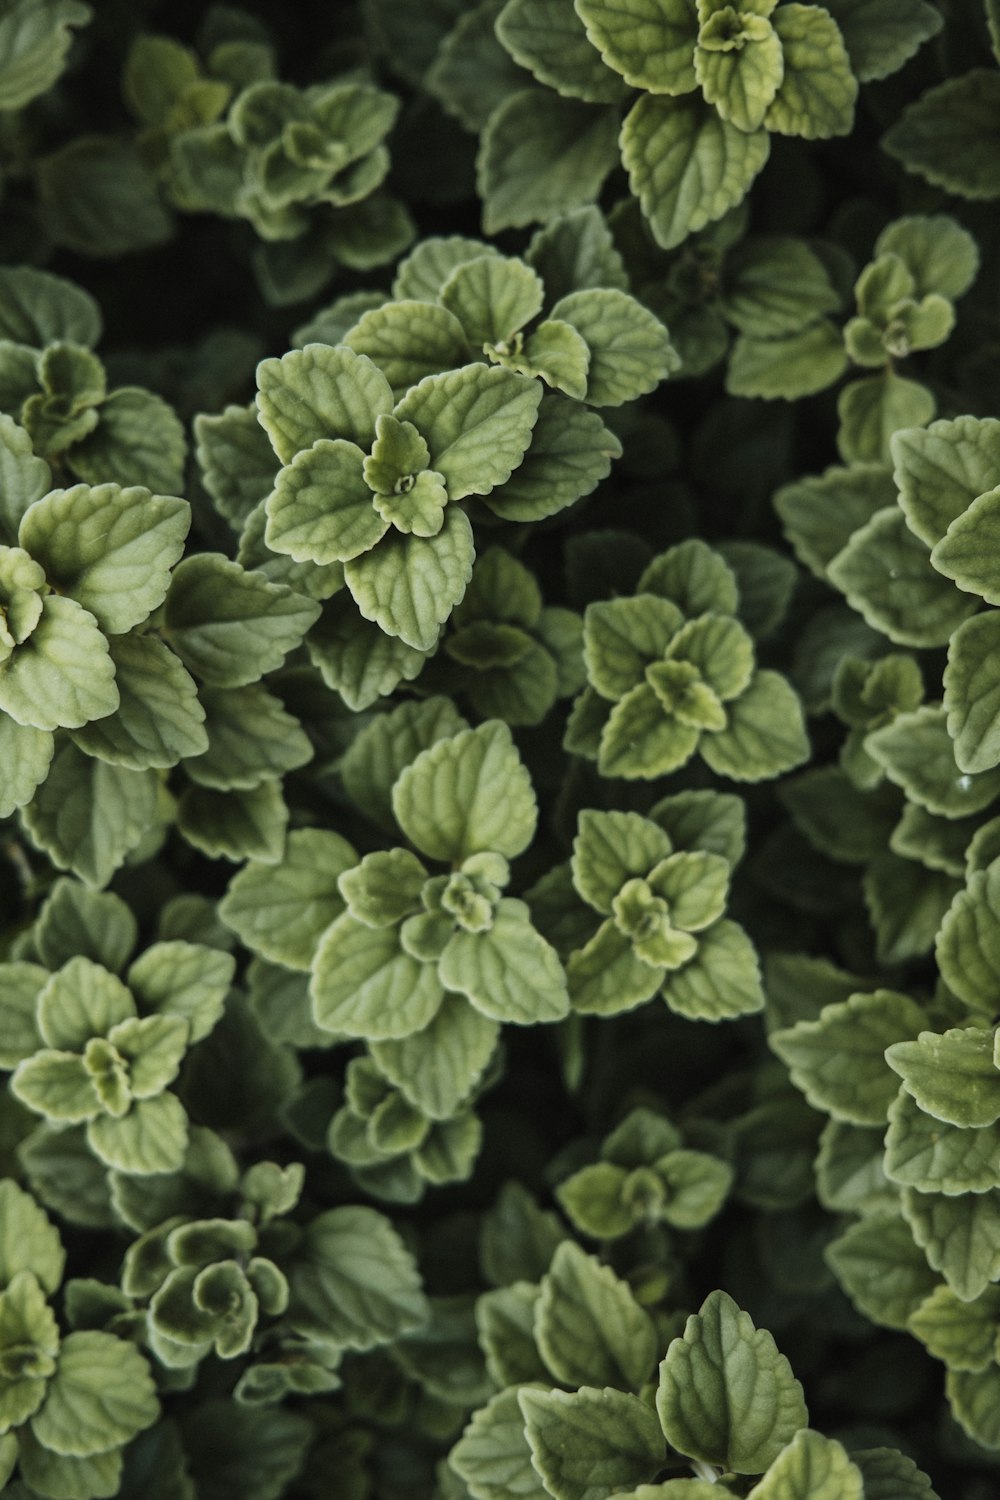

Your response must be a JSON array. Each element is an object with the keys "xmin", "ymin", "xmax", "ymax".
[{"xmin": 0, "ymin": 0, "xmax": 999, "ymax": 1496}]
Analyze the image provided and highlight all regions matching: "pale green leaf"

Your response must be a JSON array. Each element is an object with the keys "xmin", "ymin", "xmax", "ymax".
[
  {"xmin": 520, "ymin": 1385, "xmax": 664, "ymax": 1500},
  {"xmin": 822, "ymin": 0, "xmax": 940, "ymax": 79},
  {"xmin": 774, "ymin": 462, "xmax": 895, "ymax": 580},
  {"xmin": 450, "ymin": 1385, "xmax": 549, "ymax": 1500},
  {"xmin": 571, "ymin": 808, "xmax": 673, "ymax": 915},
  {"xmin": 439, "ymin": 901, "xmax": 570, "ymax": 1024},
  {"xmin": 12, "ymin": 1051, "xmax": 100, "ymax": 1123},
  {"xmin": 852, "ymin": 1448, "xmax": 939, "ymax": 1500},
  {"xmin": 307, "ymin": 594, "xmax": 427, "ymax": 710},
  {"xmin": 550, "ymin": 288, "xmax": 679, "ymax": 405},
  {"xmin": 0, "ymin": 712, "xmax": 53, "ymax": 817},
  {"xmin": 288, "ymin": 1205, "xmax": 428, "ymax": 1349},
  {"xmin": 345, "ymin": 504, "xmax": 475, "ymax": 651},
  {"xmin": 255, "ymin": 344, "xmax": 393, "ymax": 463},
  {"xmin": 371, "ymin": 994, "xmax": 499, "ymax": 1119},
  {"xmin": 340, "ymin": 695, "xmax": 468, "ymax": 833},
  {"xmin": 887, "ymin": 1026, "xmax": 1000, "ymax": 1128},
  {"xmin": 892, "ymin": 415, "xmax": 1000, "ymax": 548},
  {"xmin": 884, "ymin": 1087, "xmax": 1000, "ymax": 1195},
  {"xmin": 726, "ymin": 322, "xmax": 847, "ymax": 400},
  {"xmin": 194, "ymin": 403, "xmax": 280, "ymax": 532},
  {"xmin": 621, "ymin": 92, "xmax": 769, "ymax": 252},
  {"xmin": 932, "ymin": 485, "xmax": 1000, "ymax": 605},
  {"xmin": 497, "ymin": 0, "xmax": 629, "ymax": 102},
  {"xmin": 392, "ymin": 719, "xmax": 537, "ymax": 862},
  {"xmin": 394, "ymin": 363, "xmax": 542, "ymax": 501},
  {"xmin": 87, "ymin": 1092, "xmax": 189, "ymax": 1176},
  {"xmin": 902, "ymin": 1187, "xmax": 1000, "ymax": 1301},
  {"xmin": 0, "ymin": 1179, "xmax": 65, "ymax": 1293},
  {"xmin": 908, "ymin": 1283, "xmax": 1000, "ymax": 1372},
  {"xmin": 20, "ymin": 482, "xmax": 189, "ymax": 635},
  {"xmin": 478, "ymin": 89, "xmax": 620, "ymax": 234},
  {"xmin": 264, "ymin": 438, "xmax": 385, "ymax": 567},
  {"xmin": 441, "ymin": 255, "xmax": 544, "ymax": 348},
  {"xmin": 656, "ymin": 1290, "xmax": 807, "ymax": 1474},
  {"xmin": 30, "ymin": 1329, "xmax": 157, "ymax": 1456},
  {"xmin": 699, "ymin": 670, "xmax": 810, "ymax": 782},
  {"xmin": 182, "ymin": 683, "xmax": 313, "ymax": 792},
  {"xmin": 936, "ymin": 861, "xmax": 1000, "ymax": 1015},
  {"xmin": 771, "ymin": 990, "xmax": 926, "ymax": 1125},
  {"xmin": 575, "ymin": 0, "xmax": 698, "ymax": 92},
  {"xmin": 746, "ymin": 1429, "xmax": 863, "ymax": 1500},
  {"xmin": 219, "ymin": 829, "xmax": 357, "ymax": 971},
  {"xmin": 21, "ymin": 742, "xmax": 158, "ymax": 889},
  {"xmin": 343, "ymin": 301, "xmax": 470, "ymax": 396},
  {"xmin": 837, "ymin": 372, "xmax": 936, "ymax": 466},
  {"xmin": 164, "ymin": 552, "xmax": 320, "ymax": 687},
  {"xmin": 535, "ymin": 1240, "xmax": 657, "ymax": 1391},
  {"xmin": 482, "ymin": 393, "xmax": 621, "ymax": 522},
  {"xmin": 827, "ymin": 506, "xmax": 973, "ymax": 648},
  {"xmin": 661, "ymin": 919, "xmax": 765, "ymax": 1021},
  {"xmin": 71, "ymin": 634, "xmax": 207, "ymax": 770},
  {"xmin": 764, "ymin": 3, "xmax": 857, "ymax": 138},
  {"xmin": 311, "ymin": 913, "xmax": 445, "ymax": 1040},
  {"xmin": 825, "ymin": 1214, "xmax": 937, "ymax": 1329},
  {"xmin": 127, "ymin": 942, "xmax": 234, "ymax": 1044},
  {"xmin": 0, "ymin": 595, "xmax": 117, "ymax": 733},
  {"xmin": 867, "ymin": 705, "xmax": 1000, "ymax": 819},
  {"xmin": 70, "ymin": 387, "xmax": 187, "ymax": 495}
]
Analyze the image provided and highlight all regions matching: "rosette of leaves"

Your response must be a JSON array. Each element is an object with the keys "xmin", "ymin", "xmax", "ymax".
[
  {"xmin": 556, "ymin": 1104, "xmax": 734, "ymax": 1241},
  {"xmin": 0, "ymin": 266, "xmax": 187, "ymax": 494},
  {"xmin": 550, "ymin": 806, "xmax": 766, "ymax": 1022},
  {"xmin": 452, "ymin": 1278, "xmax": 929, "ymax": 1499},
  {"xmin": 421, "ymin": 545, "xmax": 585, "ymax": 725},
  {"xmin": 566, "ymin": 539, "xmax": 809, "ymax": 782},
  {"xmin": 163, "ymin": 59, "xmax": 411, "ymax": 302},
  {"xmin": 258, "ymin": 342, "xmax": 552, "ymax": 651},
  {"xmin": 123, "ymin": 1166, "xmax": 301, "ymax": 1376},
  {"xmin": 326, "ymin": 1053, "xmax": 488, "ymax": 1204},
  {"xmin": 0, "ymin": 1179, "xmax": 160, "ymax": 1500},
  {"xmin": 307, "ymin": 721, "xmax": 568, "ymax": 1076},
  {"xmin": 336, "ymin": 236, "xmax": 678, "ymax": 408},
  {"xmin": 0, "ymin": 443, "xmax": 191, "ymax": 830},
  {"xmin": 1, "ymin": 941, "xmax": 234, "ymax": 1176}
]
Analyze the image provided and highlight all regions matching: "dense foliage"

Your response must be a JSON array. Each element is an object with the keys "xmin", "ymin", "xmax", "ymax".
[{"xmin": 0, "ymin": 0, "xmax": 999, "ymax": 1496}]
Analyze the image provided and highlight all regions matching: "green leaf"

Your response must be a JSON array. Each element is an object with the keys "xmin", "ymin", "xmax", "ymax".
[
  {"xmin": 556, "ymin": 1162, "xmax": 634, "ymax": 1240},
  {"xmin": 483, "ymin": 392, "xmax": 621, "ymax": 521},
  {"xmin": 31, "ymin": 1329, "xmax": 158, "ymax": 1456},
  {"xmin": 876, "ymin": 213, "xmax": 979, "ymax": 299},
  {"xmin": 0, "ymin": 594, "xmax": 117, "ymax": 733},
  {"xmin": 127, "ymin": 942, "xmax": 234, "ymax": 1044},
  {"xmin": 441, "ymin": 255, "xmax": 544, "ymax": 348},
  {"xmin": 184, "ymin": 683, "xmax": 310, "ymax": 793},
  {"xmin": 947, "ymin": 1364, "xmax": 1000, "ymax": 1450},
  {"xmin": 661, "ymin": 919, "xmax": 765, "ymax": 1021},
  {"xmin": 307, "ymin": 595, "xmax": 426, "ymax": 711},
  {"xmin": 70, "ymin": 387, "xmax": 187, "ymax": 495},
  {"xmin": 764, "ymin": 3, "xmax": 856, "ymax": 137},
  {"xmin": 519, "ymin": 1385, "xmax": 664, "ymax": 1500},
  {"xmin": 0, "ymin": 1179, "xmax": 65, "ymax": 1293},
  {"xmin": 180, "ymin": 1402, "xmax": 312, "ymax": 1500},
  {"xmin": 264, "ymin": 439, "xmax": 384, "ymax": 568},
  {"xmin": 584, "ymin": 595, "xmax": 685, "ymax": 700},
  {"xmin": 886, "ymin": 1026, "xmax": 1000, "ymax": 1128},
  {"xmin": 575, "ymin": 0, "xmax": 698, "ymax": 92},
  {"xmin": 852, "ymin": 1448, "xmax": 939, "ymax": 1500},
  {"xmin": 771, "ymin": 990, "xmax": 926, "ymax": 1125},
  {"xmin": 39, "ymin": 134, "xmax": 173, "ymax": 256},
  {"xmin": 775, "ymin": 463, "xmax": 896, "ymax": 581},
  {"xmin": 394, "ymin": 364, "xmax": 542, "ymax": 501},
  {"xmin": 572, "ymin": 809, "xmax": 673, "ymax": 915},
  {"xmin": 340, "ymin": 695, "xmax": 468, "ymax": 832},
  {"xmin": 344, "ymin": 505, "xmax": 475, "ymax": 651},
  {"xmin": 311, "ymin": 914, "xmax": 445, "ymax": 1040},
  {"xmin": 220, "ymin": 829, "xmax": 356, "ymax": 971},
  {"xmin": 71, "ymin": 634, "xmax": 207, "ymax": 770},
  {"xmin": 883, "ymin": 72, "xmax": 1000, "ymax": 200},
  {"xmin": 439, "ymin": 901, "xmax": 570, "ymax": 1024},
  {"xmin": 909, "ymin": 1283, "xmax": 1000, "ymax": 1372},
  {"xmin": 343, "ymin": 301, "xmax": 470, "ymax": 397},
  {"xmin": 0, "ymin": 713, "xmax": 53, "ymax": 817},
  {"xmin": 371, "ymin": 994, "xmax": 499, "ymax": 1119},
  {"xmin": 255, "ymin": 345, "xmax": 393, "ymax": 464},
  {"xmin": 864, "ymin": 853, "xmax": 961, "ymax": 966},
  {"xmin": 535, "ymin": 1240, "xmax": 657, "ymax": 1391},
  {"xmin": 932, "ymin": 486, "xmax": 1000, "ymax": 605},
  {"xmin": 837, "ymin": 372, "xmax": 936, "ymax": 466},
  {"xmin": 426, "ymin": 0, "xmax": 528, "ymax": 132},
  {"xmin": 650, "ymin": 789, "xmax": 747, "ymax": 865},
  {"xmin": 821, "ymin": 0, "xmax": 940, "ymax": 79},
  {"xmin": 177, "ymin": 780, "xmax": 289, "ymax": 863},
  {"xmin": 195, "ymin": 404, "xmax": 280, "ymax": 532},
  {"xmin": 0, "ymin": 961, "xmax": 46, "ymax": 1067},
  {"xmin": 722, "ymin": 237, "xmax": 842, "ymax": 337},
  {"xmin": 18, "ymin": 1431, "xmax": 124, "ymax": 1500},
  {"xmin": 621, "ymin": 93, "xmax": 769, "ymax": 252},
  {"xmin": 656, "ymin": 1290, "xmax": 807, "ymax": 1474},
  {"xmin": 21, "ymin": 742, "xmax": 158, "ymax": 889},
  {"xmin": 599, "ymin": 684, "xmax": 700, "ymax": 779},
  {"xmin": 745, "ymin": 1430, "xmax": 863, "ymax": 1500},
  {"xmin": 825, "ymin": 1215, "xmax": 937, "ymax": 1329},
  {"xmin": 0, "ymin": 413, "xmax": 51, "ymax": 539},
  {"xmin": 943, "ymin": 612, "xmax": 1000, "ymax": 777},
  {"xmin": 164, "ymin": 552, "xmax": 320, "ymax": 688},
  {"xmin": 902, "ymin": 1187, "xmax": 1000, "ymax": 1301},
  {"xmin": 0, "ymin": 266, "xmax": 99, "ymax": 348},
  {"xmin": 700, "ymin": 670, "xmax": 810, "ymax": 782},
  {"xmin": 828, "ymin": 507, "xmax": 974, "ymax": 647},
  {"xmin": 884, "ymin": 1087, "xmax": 1000, "ymax": 1195},
  {"xmin": 450, "ymin": 1385, "xmax": 549, "ymax": 1500},
  {"xmin": 288, "ymin": 1205, "xmax": 428, "ymax": 1349},
  {"xmin": 726, "ymin": 322, "xmax": 847, "ymax": 400},
  {"xmin": 393, "ymin": 720, "xmax": 537, "ymax": 862},
  {"xmin": 35, "ymin": 955, "xmax": 132, "ymax": 1050},
  {"xmin": 497, "ymin": 0, "xmax": 629, "ymax": 102},
  {"xmin": 550, "ymin": 289, "xmax": 678, "ymax": 405},
  {"xmin": 936, "ymin": 861, "xmax": 1000, "ymax": 1015},
  {"xmin": 893, "ymin": 415, "xmax": 1000, "ymax": 548},
  {"xmin": 867, "ymin": 705, "xmax": 1000, "ymax": 818},
  {"xmin": 87, "ymin": 1092, "xmax": 189, "ymax": 1175},
  {"xmin": 12, "ymin": 1051, "xmax": 100, "ymax": 1123},
  {"xmin": 478, "ymin": 89, "xmax": 620, "ymax": 234}
]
